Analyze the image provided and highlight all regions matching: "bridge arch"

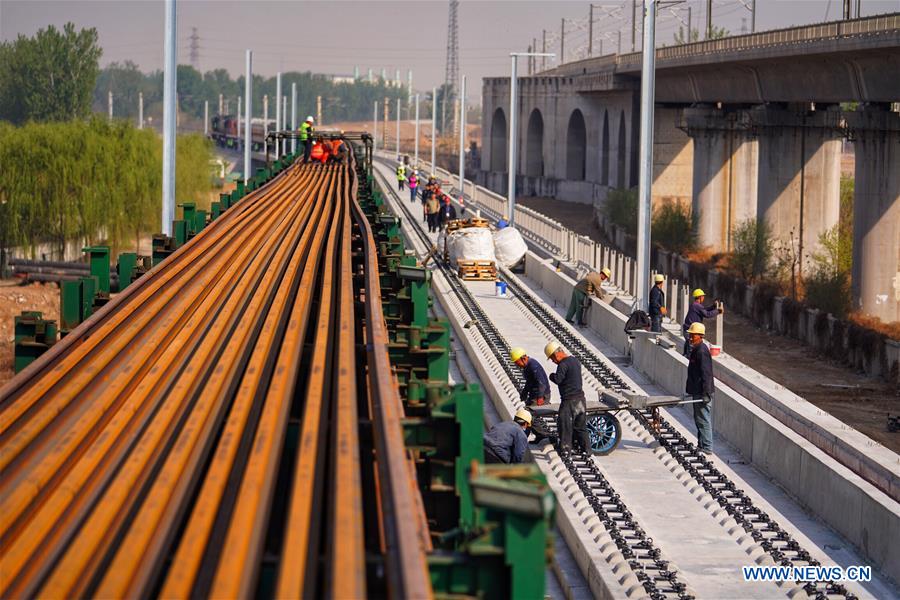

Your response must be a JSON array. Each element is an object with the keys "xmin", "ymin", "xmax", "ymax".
[
  {"xmin": 525, "ymin": 108, "xmax": 544, "ymax": 176},
  {"xmin": 490, "ymin": 108, "xmax": 507, "ymax": 172},
  {"xmin": 616, "ymin": 110, "xmax": 627, "ymax": 188},
  {"xmin": 601, "ymin": 110, "xmax": 610, "ymax": 185},
  {"xmin": 566, "ymin": 109, "xmax": 587, "ymax": 181}
]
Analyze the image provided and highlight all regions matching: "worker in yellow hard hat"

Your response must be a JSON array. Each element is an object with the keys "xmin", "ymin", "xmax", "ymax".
[
  {"xmin": 681, "ymin": 288, "xmax": 722, "ymax": 356},
  {"xmin": 685, "ymin": 322, "xmax": 715, "ymax": 455},
  {"xmin": 649, "ymin": 273, "xmax": 667, "ymax": 333},
  {"xmin": 566, "ymin": 267, "xmax": 611, "ymax": 327},
  {"xmin": 483, "ymin": 407, "xmax": 533, "ymax": 463},
  {"xmin": 544, "ymin": 341, "xmax": 590, "ymax": 455},
  {"xmin": 510, "ymin": 347, "xmax": 551, "ymax": 406}
]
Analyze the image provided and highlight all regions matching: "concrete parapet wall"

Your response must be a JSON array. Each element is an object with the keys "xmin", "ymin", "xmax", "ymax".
[{"xmin": 521, "ymin": 250, "xmax": 900, "ymax": 582}]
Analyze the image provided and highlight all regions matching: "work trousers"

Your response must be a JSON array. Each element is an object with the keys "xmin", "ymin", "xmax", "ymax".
[
  {"xmin": 409, "ymin": 187, "xmax": 417, "ymax": 202},
  {"xmin": 302, "ymin": 139, "xmax": 312, "ymax": 163},
  {"xmin": 558, "ymin": 394, "xmax": 590, "ymax": 453},
  {"xmin": 398, "ymin": 179, "xmax": 405, "ymax": 191},
  {"xmin": 692, "ymin": 393, "xmax": 713, "ymax": 451},
  {"xmin": 650, "ymin": 314, "xmax": 662, "ymax": 333},
  {"xmin": 483, "ymin": 445, "xmax": 505, "ymax": 464},
  {"xmin": 565, "ymin": 288, "xmax": 587, "ymax": 325},
  {"xmin": 426, "ymin": 212, "xmax": 439, "ymax": 233}
]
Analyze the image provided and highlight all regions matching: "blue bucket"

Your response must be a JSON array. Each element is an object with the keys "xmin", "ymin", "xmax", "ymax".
[{"xmin": 495, "ymin": 281, "xmax": 508, "ymax": 297}]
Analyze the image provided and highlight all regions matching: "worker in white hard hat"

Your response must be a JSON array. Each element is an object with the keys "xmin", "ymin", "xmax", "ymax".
[
  {"xmin": 566, "ymin": 267, "xmax": 611, "ymax": 327},
  {"xmin": 299, "ymin": 115, "xmax": 315, "ymax": 163},
  {"xmin": 685, "ymin": 322, "xmax": 715, "ymax": 455},
  {"xmin": 544, "ymin": 341, "xmax": 591, "ymax": 455},
  {"xmin": 649, "ymin": 273, "xmax": 667, "ymax": 333},
  {"xmin": 681, "ymin": 288, "xmax": 722, "ymax": 355},
  {"xmin": 483, "ymin": 408, "xmax": 532, "ymax": 463},
  {"xmin": 510, "ymin": 347, "xmax": 551, "ymax": 407}
]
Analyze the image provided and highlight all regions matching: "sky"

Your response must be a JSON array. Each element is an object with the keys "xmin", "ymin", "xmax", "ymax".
[{"xmin": 3, "ymin": 0, "xmax": 899, "ymax": 103}]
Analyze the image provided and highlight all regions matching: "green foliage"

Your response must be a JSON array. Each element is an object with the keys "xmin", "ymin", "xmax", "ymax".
[
  {"xmin": 93, "ymin": 63, "xmax": 408, "ymax": 123},
  {"xmin": 673, "ymin": 25, "xmax": 729, "ymax": 44},
  {"xmin": 0, "ymin": 23, "xmax": 102, "ymax": 124},
  {"xmin": 730, "ymin": 218, "xmax": 772, "ymax": 282},
  {"xmin": 0, "ymin": 119, "xmax": 214, "ymax": 257},
  {"xmin": 603, "ymin": 188, "xmax": 638, "ymax": 235},
  {"xmin": 651, "ymin": 202, "xmax": 697, "ymax": 254},
  {"xmin": 804, "ymin": 268, "xmax": 852, "ymax": 319}
]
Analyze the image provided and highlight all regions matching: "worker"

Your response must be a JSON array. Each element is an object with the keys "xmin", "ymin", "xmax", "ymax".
[
  {"xmin": 565, "ymin": 268, "xmax": 611, "ymax": 326},
  {"xmin": 496, "ymin": 215, "xmax": 509, "ymax": 229},
  {"xmin": 483, "ymin": 408, "xmax": 532, "ymax": 464},
  {"xmin": 408, "ymin": 170, "xmax": 418, "ymax": 202},
  {"xmin": 685, "ymin": 322, "xmax": 715, "ymax": 455},
  {"xmin": 317, "ymin": 138, "xmax": 332, "ymax": 164},
  {"xmin": 648, "ymin": 274, "xmax": 667, "ymax": 332},
  {"xmin": 331, "ymin": 136, "xmax": 348, "ymax": 165},
  {"xmin": 545, "ymin": 341, "xmax": 591, "ymax": 455},
  {"xmin": 443, "ymin": 199, "xmax": 457, "ymax": 223},
  {"xmin": 396, "ymin": 163, "xmax": 407, "ymax": 191},
  {"xmin": 421, "ymin": 177, "xmax": 433, "ymax": 223},
  {"xmin": 425, "ymin": 191, "xmax": 441, "ymax": 233},
  {"xmin": 682, "ymin": 289, "xmax": 722, "ymax": 355},
  {"xmin": 299, "ymin": 116, "xmax": 314, "ymax": 163},
  {"xmin": 510, "ymin": 347, "xmax": 551, "ymax": 406},
  {"xmin": 438, "ymin": 193, "xmax": 451, "ymax": 228},
  {"xmin": 309, "ymin": 139, "xmax": 325, "ymax": 163}
]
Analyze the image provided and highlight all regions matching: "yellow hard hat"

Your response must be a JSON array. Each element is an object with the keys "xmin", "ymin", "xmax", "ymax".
[
  {"xmin": 601, "ymin": 268, "xmax": 612, "ymax": 278},
  {"xmin": 510, "ymin": 347, "xmax": 527, "ymax": 363},
  {"xmin": 544, "ymin": 341, "xmax": 561, "ymax": 359},
  {"xmin": 654, "ymin": 274, "xmax": 665, "ymax": 283},
  {"xmin": 686, "ymin": 322, "xmax": 706, "ymax": 335},
  {"xmin": 514, "ymin": 408, "xmax": 533, "ymax": 425},
  {"xmin": 692, "ymin": 288, "xmax": 706, "ymax": 298}
]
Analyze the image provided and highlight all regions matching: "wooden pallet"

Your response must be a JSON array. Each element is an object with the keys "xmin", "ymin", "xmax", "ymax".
[
  {"xmin": 457, "ymin": 260, "xmax": 497, "ymax": 281},
  {"xmin": 446, "ymin": 217, "xmax": 491, "ymax": 232}
]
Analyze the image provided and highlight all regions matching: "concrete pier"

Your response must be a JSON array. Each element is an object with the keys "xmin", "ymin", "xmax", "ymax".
[
  {"xmin": 848, "ymin": 106, "xmax": 900, "ymax": 322},
  {"xmin": 683, "ymin": 107, "xmax": 758, "ymax": 252},
  {"xmin": 754, "ymin": 106, "xmax": 842, "ymax": 272}
]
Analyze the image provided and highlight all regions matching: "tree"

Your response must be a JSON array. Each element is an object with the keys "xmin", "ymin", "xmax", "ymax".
[
  {"xmin": 674, "ymin": 25, "xmax": 729, "ymax": 44},
  {"xmin": 0, "ymin": 23, "xmax": 102, "ymax": 124},
  {"xmin": 730, "ymin": 218, "xmax": 772, "ymax": 282}
]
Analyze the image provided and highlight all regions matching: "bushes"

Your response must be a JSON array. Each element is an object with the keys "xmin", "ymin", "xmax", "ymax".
[
  {"xmin": 0, "ymin": 118, "xmax": 214, "ymax": 256},
  {"xmin": 730, "ymin": 218, "xmax": 772, "ymax": 283},
  {"xmin": 652, "ymin": 201, "xmax": 696, "ymax": 254},
  {"xmin": 603, "ymin": 187, "xmax": 638, "ymax": 235}
]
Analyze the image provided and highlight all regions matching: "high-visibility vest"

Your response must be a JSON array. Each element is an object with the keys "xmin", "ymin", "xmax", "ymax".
[
  {"xmin": 396, "ymin": 165, "xmax": 406, "ymax": 180},
  {"xmin": 299, "ymin": 122, "xmax": 313, "ymax": 141}
]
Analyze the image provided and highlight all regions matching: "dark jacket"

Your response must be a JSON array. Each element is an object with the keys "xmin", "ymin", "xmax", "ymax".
[
  {"xmin": 483, "ymin": 421, "xmax": 528, "ymax": 463},
  {"xmin": 649, "ymin": 285, "xmax": 665, "ymax": 317},
  {"xmin": 520, "ymin": 357, "xmax": 551, "ymax": 405},
  {"xmin": 549, "ymin": 355, "xmax": 584, "ymax": 400},
  {"xmin": 686, "ymin": 342, "xmax": 715, "ymax": 397},
  {"xmin": 682, "ymin": 301, "xmax": 718, "ymax": 334}
]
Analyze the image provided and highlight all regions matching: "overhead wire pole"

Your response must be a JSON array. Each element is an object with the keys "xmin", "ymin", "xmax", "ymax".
[
  {"xmin": 263, "ymin": 94, "xmax": 268, "ymax": 146},
  {"xmin": 414, "ymin": 93, "xmax": 420, "ymax": 168},
  {"xmin": 430, "ymin": 87, "xmax": 437, "ymax": 171},
  {"xmin": 243, "ymin": 50, "xmax": 252, "ymax": 185},
  {"xmin": 138, "ymin": 92, "xmax": 144, "ymax": 129},
  {"xmin": 161, "ymin": 0, "xmax": 176, "ymax": 237},
  {"xmin": 373, "ymin": 101, "xmax": 378, "ymax": 158},
  {"xmin": 635, "ymin": 0, "xmax": 657, "ymax": 312},
  {"xmin": 507, "ymin": 51, "xmax": 555, "ymax": 228},
  {"xmin": 396, "ymin": 98, "xmax": 401, "ymax": 158},
  {"xmin": 275, "ymin": 72, "xmax": 282, "ymax": 159},
  {"xmin": 291, "ymin": 82, "xmax": 297, "ymax": 155},
  {"xmin": 204, "ymin": 100, "xmax": 208, "ymax": 135},
  {"xmin": 707, "ymin": 0, "xmax": 713, "ymax": 38},
  {"xmin": 457, "ymin": 75, "xmax": 466, "ymax": 200}
]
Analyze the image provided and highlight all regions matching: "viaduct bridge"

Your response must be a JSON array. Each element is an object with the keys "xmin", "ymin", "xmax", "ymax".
[{"xmin": 478, "ymin": 14, "xmax": 900, "ymax": 322}]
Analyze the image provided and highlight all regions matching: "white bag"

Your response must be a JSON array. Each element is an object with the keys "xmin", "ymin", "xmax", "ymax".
[
  {"xmin": 492, "ymin": 227, "xmax": 527, "ymax": 267},
  {"xmin": 446, "ymin": 227, "xmax": 496, "ymax": 266}
]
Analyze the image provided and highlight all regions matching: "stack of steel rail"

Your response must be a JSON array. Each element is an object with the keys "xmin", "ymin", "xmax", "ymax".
[{"xmin": 0, "ymin": 152, "xmax": 431, "ymax": 598}]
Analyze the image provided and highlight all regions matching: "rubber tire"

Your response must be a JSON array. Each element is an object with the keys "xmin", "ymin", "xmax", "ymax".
[{"xmin": 587, "ymin": 413, "xmax": 621, "ymax": 456}]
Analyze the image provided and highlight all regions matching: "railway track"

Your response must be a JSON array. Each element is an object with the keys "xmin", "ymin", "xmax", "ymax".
[
  {"xmin": 373, "ymin": 160, "xmax": 863, "ymax": 600},
  {"xmin": 0, "ymin": 151, "xmax": 431, "ymax": 598}
]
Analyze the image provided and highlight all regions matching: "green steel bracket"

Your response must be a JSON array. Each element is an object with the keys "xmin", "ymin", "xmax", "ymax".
[
  {"xmin": 211, "ymin": 201, "xmax": 222, "ymax": 220},
  {"xmin": 193, "ymin": 210, "xmax": 207, "ymax": 235},
  {"xmin": 152, "ymin": 234, "xmax": 177, "ymax": 266},
  {"xmin": 80, "ymin": 276, "xmax": 96, "ymax": 320},
  {"xmin": 173, "ymin": 220, "xmax": 188, "ymax": 247},
  {"xmin": 179, "ymin": 202, "xmax": 197, "ymax": 230},
  {"xmin": 220, "ymin": 192, "xmax": 232, "ymax": 210},
  {"xmin": 236, "ymin": 181, "xmax": 245, "ymax": 197},
  {"xmin": 82, "ymin": 245, "xmax": 110, "ymax": 294},
  {"xmin": 116, "ymin": 252, "xmax": 138, "ymax": 292},
  {"xmin": 13, "ymin": 311, "xmax": 57, "ymax": 373},
  {"xmin": 59, "ymin": 280, "xmax": 82, "ymax": 335}
]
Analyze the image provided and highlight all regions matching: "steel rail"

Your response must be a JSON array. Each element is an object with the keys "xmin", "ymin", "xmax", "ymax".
[{"xmin": 0, "ymin": 148, "xmax": 425, "ymax": 599}]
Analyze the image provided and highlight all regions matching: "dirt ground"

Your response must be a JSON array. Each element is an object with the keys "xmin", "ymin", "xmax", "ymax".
[
  {"xmin": 0, "ymin": 280, "xmax": 60, "ymax": 387},
  {"xmin": 517, "ymin": 196, "xmax": 900, "ymax": 452}
]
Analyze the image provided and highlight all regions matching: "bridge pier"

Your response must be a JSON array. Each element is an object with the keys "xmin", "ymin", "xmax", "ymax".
[
  {"xmin": 848, "ymin": 106, "xmax": 900, "ymax": 322},
  {"xmin": 683, "ymin": 107, "xmax": 757, "ymax": 252},
  {"xmin": 753, "ymin": 105, "xmax": 842, "ymax": 273}
]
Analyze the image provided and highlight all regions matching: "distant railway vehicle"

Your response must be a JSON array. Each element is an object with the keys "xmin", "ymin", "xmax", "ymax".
[{"xmin": 209, "ymin": 115, "xmax": 278, "ymax": 152}]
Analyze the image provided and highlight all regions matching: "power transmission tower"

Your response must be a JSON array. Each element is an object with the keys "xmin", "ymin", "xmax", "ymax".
[
  {"xmin": 189, "ymin": 27, "xmax": 200, "ymax": 69},
  {"xmin": 443, "ymin": 0, "xmax": 459, "ymax": 135}
]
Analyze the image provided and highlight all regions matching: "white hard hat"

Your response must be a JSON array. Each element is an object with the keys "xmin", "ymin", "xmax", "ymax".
[
  {"xmin": 544, "ymin": 341, "xmax": 561, "ymax": 359},
  {"xmin": 306, "ymin": 115, "xmax": 314, "ymax": 122},
  {"xmin": 514, "ymin": 408, "xmax": 533, "ymax": 426}
]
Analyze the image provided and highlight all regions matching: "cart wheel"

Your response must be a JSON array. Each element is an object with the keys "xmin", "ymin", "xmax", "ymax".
[{"xmin": 587, "ymin": 413, "xmax": 621, "ymax": 455}]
